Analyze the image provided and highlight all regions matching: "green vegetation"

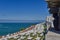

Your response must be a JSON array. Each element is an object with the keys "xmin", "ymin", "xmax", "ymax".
[
  {"xmin": 20, "ymin": 28, "xmax": 25, "ymax": 31},
  {"xmin": 30, "ymin": 33, "xmax": 33, "ymax": 37},
  {"xmin": 7, "ymin": 38, "xmax": 17, "ymax": 40},
  {"xmin": 43, "ymin": 24, "xmax": 47, "ymax": 40}
]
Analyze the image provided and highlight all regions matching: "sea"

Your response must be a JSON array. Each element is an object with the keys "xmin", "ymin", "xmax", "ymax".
[{"xmin": 0, "ymin": 20, "xmax": 44, "ymax": 36}]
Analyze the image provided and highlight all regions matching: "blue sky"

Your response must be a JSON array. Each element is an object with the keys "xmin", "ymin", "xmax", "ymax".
[{"xmin": 0, "ymin": 0, "xmax": 50, "ymax": 20}]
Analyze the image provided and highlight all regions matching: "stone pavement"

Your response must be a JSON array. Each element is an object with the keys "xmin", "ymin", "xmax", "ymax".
[{"xmin": 46, "ymin": 27, "xmax": 60, "ymax": 40}]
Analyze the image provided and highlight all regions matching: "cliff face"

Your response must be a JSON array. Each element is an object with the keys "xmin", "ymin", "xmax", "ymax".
[
  {"xmin": 46, "ymin": 0, "xmax": 60, "ymax": 8},
  {"xmin": 46, "ymin": 0, "xmax": 60, "ymax": 30},
  {"xmin": 46, "ymin": 0, "xmax": 60, "ymax": 2}
]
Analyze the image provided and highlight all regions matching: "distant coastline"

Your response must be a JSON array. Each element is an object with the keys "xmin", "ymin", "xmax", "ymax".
[{"xmin": 0, "ymin": 20, "xmax": 45, "ymax": 23}]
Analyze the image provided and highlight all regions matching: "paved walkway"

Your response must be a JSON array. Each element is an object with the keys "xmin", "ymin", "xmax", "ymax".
[{"xmin": 46, "ymin": 28, "xmax": 60, "ymax": 40}]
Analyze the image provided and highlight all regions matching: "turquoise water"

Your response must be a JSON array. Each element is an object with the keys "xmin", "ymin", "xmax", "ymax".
[{"xmin": 0, "ymin": 23, "xmax": 38, "ymax": 36}]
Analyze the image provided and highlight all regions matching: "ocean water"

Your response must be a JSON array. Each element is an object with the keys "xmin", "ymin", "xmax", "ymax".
[
  {"xmin": 0, "ymin": 20, "xmax": 44, "ymax": 36},
  {"xmin": 0, "ymin": 23, "xmax": 38, "ymax": 36}
]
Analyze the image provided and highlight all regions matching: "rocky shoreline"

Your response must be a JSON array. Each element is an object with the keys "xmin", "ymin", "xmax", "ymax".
[{"xmin": 0, "ymin": 22, "xmax": 46, "ymax": 40}]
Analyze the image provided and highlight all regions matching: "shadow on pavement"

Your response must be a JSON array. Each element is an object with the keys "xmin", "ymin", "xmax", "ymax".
[{"xmin": 48, "ymin": 27, "xmax": 60, "ymax": 34}]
